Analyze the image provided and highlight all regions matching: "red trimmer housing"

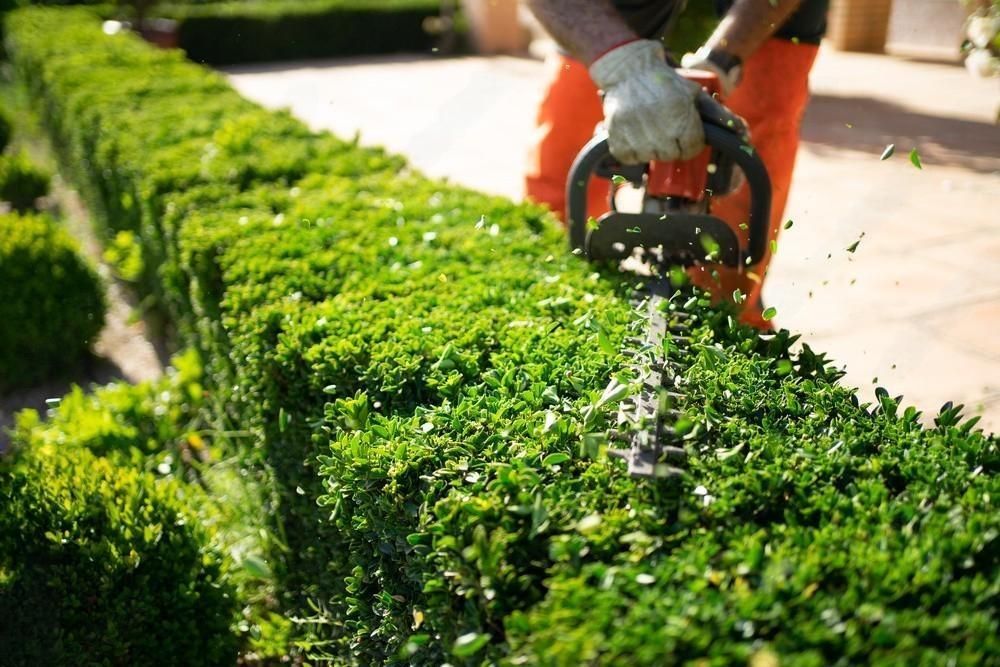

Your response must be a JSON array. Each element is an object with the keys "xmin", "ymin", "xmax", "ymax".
[
  {"xmin": 645, "ymin": 70, "xmax": 723, "ymax": 204},
  {"xmin": 566, "ymin": 70, "xmax": 771, "ymax": 271}
]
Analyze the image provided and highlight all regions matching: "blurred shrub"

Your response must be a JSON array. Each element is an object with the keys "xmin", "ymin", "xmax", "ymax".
[
  {"xmin": 0, "ymin": 212, "xmax": 105, "ymax": 389},
  {"xmin": 0, "ymin": 106, "xmax": 12, "ymax": 153},
  {"xmin": 0, "ymin": 443, "xmax": 238, "ymax": 666},
  {"xmin": 0, "ymin": 150, "xmax": 50, "ymax": 210}
]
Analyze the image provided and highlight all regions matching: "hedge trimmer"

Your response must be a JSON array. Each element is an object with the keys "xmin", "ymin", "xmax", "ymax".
[{"xmin": 567, "ymin": 73, "xmax": 772, "ymax": 478}]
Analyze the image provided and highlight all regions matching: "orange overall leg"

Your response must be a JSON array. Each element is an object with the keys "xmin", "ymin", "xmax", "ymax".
[
  {"xmin": 525, "ymin": 54, "xmax": 609, "ymax": 221},
  {"xmin": 688, "ymin": 38, "xmax": 820, "ymax": 328}
]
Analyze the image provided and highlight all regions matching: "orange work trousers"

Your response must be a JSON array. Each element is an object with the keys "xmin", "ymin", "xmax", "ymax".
[{"xmin": 525, "ymin": 38, "xmax": 819, "ymax": 329}]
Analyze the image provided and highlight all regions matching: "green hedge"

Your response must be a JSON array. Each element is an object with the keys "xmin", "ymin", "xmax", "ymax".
[
  {"xmin": 0, "ymin": 212, "xmax": 105, "ymax": 389},
  {"xmin": 7, "ymin": 7, "xmax": 998, "ymax": 664},
  {"xmin": 7, "ymin": 350, "xmax": 279, "ymax": 661},
  {"xmin": 0, "ymin": 150, "xmax": 50, "ymax": 210},
  {"xmin": 0, "ymin": 442, "xmax": 237, "ymax": 666},
  {"xmin": 0, "ymin": 106, "xmax": 11, "ymax": 152},
  {"xmin": 164, "ymin": 0, "xmax": 443, "ymax": 65}
]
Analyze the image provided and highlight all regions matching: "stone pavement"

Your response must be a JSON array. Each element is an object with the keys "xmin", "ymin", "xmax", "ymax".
[{"xmin": 227, "ymin": 49, "xmax": 1000, "ymax": 432}]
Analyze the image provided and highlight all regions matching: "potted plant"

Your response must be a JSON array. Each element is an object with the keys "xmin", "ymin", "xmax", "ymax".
[{"xmin": 105, "ymin": 0, "xmax": 178, "ymax": 49}]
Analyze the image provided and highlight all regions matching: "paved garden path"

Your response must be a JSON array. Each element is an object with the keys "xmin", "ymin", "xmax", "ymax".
[{"xmin": 228, "ymin": 49, "xmax": 1000, "ymax": 432}]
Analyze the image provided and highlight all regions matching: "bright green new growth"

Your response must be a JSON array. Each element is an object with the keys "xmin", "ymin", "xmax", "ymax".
[
  {"xmin": 6, "ymin": 7, "xmax": 998, "ymax": 664},
  {"xmin": 0, "ymin": 212, "xmax": 105, "ymax": 389}
]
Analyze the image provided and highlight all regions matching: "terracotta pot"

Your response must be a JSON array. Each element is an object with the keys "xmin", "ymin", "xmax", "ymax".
[
  {"xmin": 827, "ymin": 0, "xmax": 894, "ymax": 53},
  {"xmin": 461, "ymin": 0, "xmax": 530, "ymax": 54},
  {"xmin": 139, "ymin": 18, "xmax": 179, "ymax": 50}
]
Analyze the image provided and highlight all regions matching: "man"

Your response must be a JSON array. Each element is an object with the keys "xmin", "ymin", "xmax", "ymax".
[{"xmin": 525, "ymin": 0, "xmax": 828, "ymax": 329}]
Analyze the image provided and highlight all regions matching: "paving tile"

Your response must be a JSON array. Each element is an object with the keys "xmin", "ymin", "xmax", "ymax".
[
  {"xmin": 922, "ymin": 296, "xmax": 1000, "ymax": 361},
  {"xmin": 806, "ymin": 321, "xmax": 1000, "ymax": 430}
]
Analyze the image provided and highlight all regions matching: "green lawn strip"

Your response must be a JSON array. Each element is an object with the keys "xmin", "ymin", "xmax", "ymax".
[{"xmin": 6, "ymin": 7, "xmax": 998, "ymax": 664}]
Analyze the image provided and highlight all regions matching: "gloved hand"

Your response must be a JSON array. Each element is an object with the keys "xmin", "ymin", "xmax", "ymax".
[{"xmin": 589, "ymin": 39, "xmax": 704, "ymax": 165}]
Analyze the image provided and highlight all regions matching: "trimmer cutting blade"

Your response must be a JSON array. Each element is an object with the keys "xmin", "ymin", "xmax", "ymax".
[{"xmin": 566, "ymin": 83, "xmax": 772, "ymax": 478}]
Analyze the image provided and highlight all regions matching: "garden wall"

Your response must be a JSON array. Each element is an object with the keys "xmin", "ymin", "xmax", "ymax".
[{"xmin": 6, "ymin": 8, "xmax": 998, "ymax": 664}]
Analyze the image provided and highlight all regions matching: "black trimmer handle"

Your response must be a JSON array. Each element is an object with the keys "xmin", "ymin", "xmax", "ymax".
[{"xmin": 567, "ymin": 122, "xmax": 772, "ymax": 269}]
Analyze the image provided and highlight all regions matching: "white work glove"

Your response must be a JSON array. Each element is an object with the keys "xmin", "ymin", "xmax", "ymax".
[
  {"xmin": 681, "ymin": 47, "xmax": 740, "ymax": 97},
  {"xmin": 589, "ymin": 39, "xmax": 704, "ymax": 165}
]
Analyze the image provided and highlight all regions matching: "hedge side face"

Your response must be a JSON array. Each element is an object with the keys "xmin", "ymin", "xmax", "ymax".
[
  {"xmin": 7, "ymin": 8, "xmax": 998, "ymax": 665},
  {"xmin": 0, "ymin": 212, "xmax": 105, "ymax": 389}
]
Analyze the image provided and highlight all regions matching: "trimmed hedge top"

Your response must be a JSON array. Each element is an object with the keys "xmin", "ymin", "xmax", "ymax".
[{"xmin": 7, "ymin": 7, "xmax": 998, "ymax": 664}]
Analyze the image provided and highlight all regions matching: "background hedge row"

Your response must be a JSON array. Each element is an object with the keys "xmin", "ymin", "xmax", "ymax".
[
  {"xmin": 168, "ymin": 0, "xmax": 445, "ymax": 65},
  {"xmin": 6, "ymin": 7, "xmax": 998, "ymax": 664},
  {"xmin": 1, "ymin": 0, "xmax": 447, "ymax": 64}
]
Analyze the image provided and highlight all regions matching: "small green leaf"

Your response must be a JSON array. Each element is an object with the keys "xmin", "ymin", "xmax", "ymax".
[
  {"xmin": 732, "ymin": 288, "xmax": 746, "ymax": 305},
  {"xmin": 611, "ymin": 174, "xmax": 627, "ymax": 186},
  {"xmin": 784, "ymin": 219, "xmax": 794, "ymax": 230},
  {"xmin": 577, "ymin": 513, "xmax": 602, "ymax": 533},
  {"xmin": 880, "ymin": 144, "xmax": 895, "ymax": 160},
  {"xmin": 762, "ymin": 306, "xmax": 777, "ymax": 321},
  {"xmin": 846, "ymin": 239, "xmax": 861, "ymax": 253},
  {"xmin": 597, "ymin": 327, "xmax": 615, "ymax": 355},
  {"xmin": 278, "ymin": 407, "xmax": 289, "ymax": 433},
  {"xmin": 398, "ymin": 634, "xmax": 430, "ymax": 658},
  {"xmin": 909, "ymin": 148, "xmax": 922, "ymax": 169},
  {"xmin": 542, "ymin": 452, "xmax": 571, "ymax": 467},
  {"xmin": 669, "ymin": 265, "xmax": 688, "ymax": 287},
  {"xmin": 700, "ymin": 233, "xmax": 720, "ymax": 259},
  {"xmin": 452, "ymin": 632, "xmax": 490, "ymax": 657},
  {"xmin": 241, "ymin": 554, "xmax": 272, "ymax": 579}
]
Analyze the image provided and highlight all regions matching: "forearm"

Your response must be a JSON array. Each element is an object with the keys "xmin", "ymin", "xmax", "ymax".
[
  {"xmin": 706, "ymin": 0, "xmax": 805, "ymax": 59},
  {"xmin": 525, "ymin": 0, "xmax": 637, "ymax": 64}
]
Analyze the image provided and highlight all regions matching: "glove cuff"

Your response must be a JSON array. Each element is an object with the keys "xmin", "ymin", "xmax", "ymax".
[
  {"xmin": 589, "ymin": 39, "xmax": 668, "ymax": 90},
  {"xmin": 681, "ymin": 47, "xmax": 740, "ymax": 96}
]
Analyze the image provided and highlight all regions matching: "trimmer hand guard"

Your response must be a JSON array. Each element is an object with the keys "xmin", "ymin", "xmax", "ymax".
[
  {"xmin": 567, "ymin": 120, "xmax": 772, "ymax": 270},
  {"xmin": 585, "ymin": 211, "xmax": 740, "ymax": 266}
]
